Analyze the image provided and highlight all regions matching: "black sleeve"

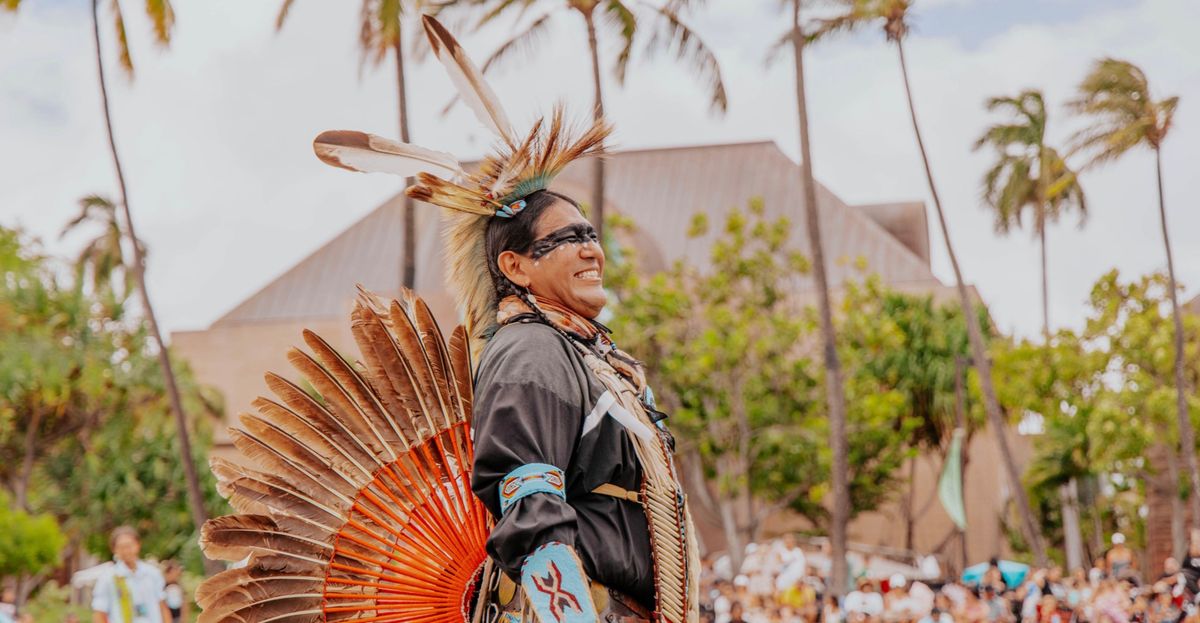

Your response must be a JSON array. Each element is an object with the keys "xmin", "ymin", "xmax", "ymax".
[{"xmin": 471, "ymin": 324, "xmax": 587, "ymax": 577}]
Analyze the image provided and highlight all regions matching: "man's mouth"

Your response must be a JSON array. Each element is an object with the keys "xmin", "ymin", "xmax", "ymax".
[{"xmin": 574, "ymin": 268, "xmax": 601, "ymax": 280}]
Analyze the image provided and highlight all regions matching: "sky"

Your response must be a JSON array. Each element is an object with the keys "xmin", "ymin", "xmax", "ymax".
[{"xmin": 1, "ymin": 0, "xmax": 1198, "ymax": 340}]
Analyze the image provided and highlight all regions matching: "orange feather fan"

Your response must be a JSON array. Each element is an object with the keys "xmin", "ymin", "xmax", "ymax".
[{"xmin": 198, "ymin": 288, "xmax": 489, "ymax": 623}]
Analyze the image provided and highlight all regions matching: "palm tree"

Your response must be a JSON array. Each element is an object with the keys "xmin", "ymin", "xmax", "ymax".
[
  {"xmin": 276, "ymin": 0, "xmax": 448, "ymax": 289},
  {"xmin": 469, "ymin": 0, "xmax": 727, "ymax": 242},
  {"xmin": 61, "ymin": 195, "xmax": 135, "ymax": 309},
  {"xmin": 66, "ymin": 0, "xmax": 217, "ymax": 574},
  {"xmin": 1068, "ymin": 58, "xmax": 1196, "ymax": 529},
  {"xmin": 974, "ymin": 89, "xmax": 1087, "ymax": 338},
  {"xmin": 761, "ymin": 0, "xmax": 851, "ymax": 596},
  {"xmin": 809, "ymin": 0, "xmax": 1049, "ymax": 564}
]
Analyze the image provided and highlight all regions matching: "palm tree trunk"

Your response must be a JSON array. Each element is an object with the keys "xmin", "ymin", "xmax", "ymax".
[
  {"xmin": 792, "ymin": 0, "xmax": 850, "ymax": 597},
  {"xmin": 90, "ymin": 0, "xmax": 219, "ymax": 576},
  {"xmin": 894, "ymin": 37, "xmax": 1047, "ymax": 566},
  {"xmin": 1039, "ymin": 214, "xmax": 1049, "ymax": 339},
  {"xmin": 1155, "ymin": 147, "xmax": 1200, "ymax": 529},
  {"xmin": 583, "ymin": 10, "xmax": 606, "ymax": 243},
  {"xmin": 394, "ymin": 26, "xmax": 416, "ymax": 290}
]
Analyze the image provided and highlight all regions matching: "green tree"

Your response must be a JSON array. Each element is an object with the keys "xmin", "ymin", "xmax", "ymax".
[
  {"xmin": 469, "ymin": 0, "xmax": 727, "ymax": 242},
  {"xmin": 610, "ymin": 201, "xmax": 913, "ymax": 574},
  {"xmin": 0, "ymin": 503, "xmax": 65, "ymax": 581},
  {"xmin": 992, "ymin": 331, "xmax": 1126, "ymax": 567},
  {"xmin": 1084, "ymin": 270, "xmax": 1200, "ymax": 557},
  {"xmin": 974, "ymin": 90, "xmax": 1087, "ymax": 338},
  {"xmin": 275, "ymin": 0, "xmax": 449, "ymax": 289},
  {"xmin": 809, "ymin": 0, "xmax": 1048, "ymax": 565},
  {"xmin": 1068, "ymin": 59, "xmax": 1197, "ymax": 533},
  {"xmin": 0, "ymin": 229, "xmax": 111, "ymax": 512},
  {"xmin": 0, "ymin": 226, "xmax": 226, "ymax": 575},
  {"xmin": 844, "ymin": 284, "xmax": 984, "ymax": 551}
]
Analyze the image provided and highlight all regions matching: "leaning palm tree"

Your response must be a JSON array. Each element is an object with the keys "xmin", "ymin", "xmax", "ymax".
[
  {"xmin": 809, "ymin": 0, "xmax": 1049, "ymax": 564},
  {"xmin": 1069, "ymin": 58, "xmax": 1196, "ymax": 529},
  {"xmin": 762, "ymin": 0, "xmax": 851, "ymax": 596},
  {"xmin": 0, "ymin": 0, "xmax": 216, "ymax": 574},
  {"xmin": 468, "ymin": 0, "xmax": 727, "ymax": 241},
  {"xmin": 85, "ymin": 0, "xmax": 219, "ymax": 574},
  {"xmin": 276, "ymin": 0, "xmax": 450, "ymax": 289},
  {"xmin": 974, "ymin": 89, "xmax": 1087, "ymax": 338}
]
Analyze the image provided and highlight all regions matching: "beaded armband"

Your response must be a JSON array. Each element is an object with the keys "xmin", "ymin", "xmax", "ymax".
[
  {"xmin": 520, "ymin": 541, "xmax": 598, "ymax": 623},
  {"xmin": 498, "ymin": 463, "xmax": 566, "ymax": 515}
]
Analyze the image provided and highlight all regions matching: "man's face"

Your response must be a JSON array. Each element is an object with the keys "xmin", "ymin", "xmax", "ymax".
[
  {"xmin": 510, "ymin": 201, "xmax": 607, "ymax": 318},
  {"xmin": 113, "ymin": 534, "xmax": 140, "ymax": 566}
]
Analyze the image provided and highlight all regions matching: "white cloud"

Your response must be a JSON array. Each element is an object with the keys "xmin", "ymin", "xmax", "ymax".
[{"xmin": 0, "ymin": 0, "xmax": 1197, "ymax": 340}]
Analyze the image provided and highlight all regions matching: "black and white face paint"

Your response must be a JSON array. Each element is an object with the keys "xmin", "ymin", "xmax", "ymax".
[{"xmin": 528, "ymin": 223, "xmax": 600, "ymax": 260}]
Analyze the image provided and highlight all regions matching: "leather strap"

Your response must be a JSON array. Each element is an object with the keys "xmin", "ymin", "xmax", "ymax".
[{"xmin": 591, "ymin": 483, "xmax": 640, "ymax": 503}]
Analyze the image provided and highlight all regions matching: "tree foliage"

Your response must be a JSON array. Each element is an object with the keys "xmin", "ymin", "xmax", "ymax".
[
  {"xmin": 609, "ymin": 199, "xmax": 924, "ymax": 569},
  {"xmin": 0, "ymin": 501, "xmax": 65, "ymax": 579},
  {"xmin": 993, "ymin": 269, "xmax": 1200, "ymax": 558},
  {"xmin": 0, "ymin": 226, "xmax": 226, "ymax": 570}
]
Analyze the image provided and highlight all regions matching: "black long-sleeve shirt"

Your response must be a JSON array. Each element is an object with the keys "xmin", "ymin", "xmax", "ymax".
[{"xmin": 471, "ymin": 320, "xmax": 655, "ymax": 608}]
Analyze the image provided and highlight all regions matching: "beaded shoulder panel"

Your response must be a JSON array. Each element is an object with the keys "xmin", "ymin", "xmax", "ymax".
[{"xmin": 568, "ymin": 344, "xmax": 700, "ymax": 623}]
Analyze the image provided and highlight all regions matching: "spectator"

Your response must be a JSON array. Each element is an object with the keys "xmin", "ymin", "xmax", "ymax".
[
  {"xmin": 1106, "ymin": 534, "xmax": 1136, "ymax": 580},
  {"xmin": 886, "ymin": 574, "xmax": 921, "ymax": 622},
  {"xmin": 822, "ymin": 595, "xmax": 843, "ymax": 623},
  {"xmin": 0, "ymin": 588, "xmax": 14, "ymax": 622},
  {"xmin": 845, "ymin": 578, "xmax": 885, "ymax": 619},
  {"xmin": 161, "ymin": 561, "xmax": 185, "ymax": 623},
  {"xmin": 730, "ymin": 602, "xmax": 748, "ymax": 623},
  {"xmin": 92, "ymin": 526, "xmax": 170, "ymax": 623},
  {"xmin": 919, "ymin": 608, "xmax": 954, "ymax": 623},
  {"xmin": 1148, "ymin": 582, "xmax": 1181, "ymax": 623}
]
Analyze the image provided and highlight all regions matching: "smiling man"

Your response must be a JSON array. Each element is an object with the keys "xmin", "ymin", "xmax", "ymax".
[{"xmin": 464, "ymin": 186, "xmax": 696, "ymax": 623}]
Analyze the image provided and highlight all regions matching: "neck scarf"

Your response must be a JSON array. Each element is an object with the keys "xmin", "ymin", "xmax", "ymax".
[{"xmin": 497, "ymin": 294, "xmax": 647, "ymax": 393}]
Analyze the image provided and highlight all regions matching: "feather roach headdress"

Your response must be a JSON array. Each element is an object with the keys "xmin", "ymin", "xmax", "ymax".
[{"xmin": 313, "ymin": 15, "xmax": 611, "ymax": 353}]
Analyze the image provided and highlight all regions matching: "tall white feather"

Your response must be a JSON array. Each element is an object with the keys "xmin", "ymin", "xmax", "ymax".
[
  {"xmin": 422, "ymin": 15, "xmax": 516, "ymax": 146},
  {"xmin": 313, "ymin": 130, "xmax": 463, "ymax": 178}
]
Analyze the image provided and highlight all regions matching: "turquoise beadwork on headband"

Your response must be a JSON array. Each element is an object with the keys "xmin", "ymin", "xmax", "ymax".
[{"xmin": 495, "ymin": 199, "xmax": 527, "ymax": 219}]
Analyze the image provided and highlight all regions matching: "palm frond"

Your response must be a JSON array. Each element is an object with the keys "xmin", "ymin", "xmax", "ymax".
[
  {"xmin": 808, "ymin": 13, "xmax": 864, "ymax": 44},
  {"xmin": 274, "ymin": 0, "xmax": 296, "ymax": 30},
  {"xmin": 475, "ymin": 0, "xmax": 534, "ymax": 29},
  {"xmin": 1067, "ymin": 57, "xmax": 1179, "ymax": 159},
  {"xmin": 973, "ymin": 123, "xmax": 1038, "ymax": 152},
  {"xmin": 1158, "ymin": 95, "xmax": 1179, "ymax": 140},
  {"xmin": 762, "ymin": 28, "xmax": 792, "ymax": 69},
  {"xmin": 1, "ymin": 0, "xmax": 21, "ymax": 10},
  {"xmin": 643, "ymin": 2, "xmax": 727, "ymax": 114},
  {"xmin": 604, "ymin": 0, "xmax": 638, "ymax": 84},
  {"xmin": 478, "ymin": 10, "xmax": 553, "ymax": 74},
  {"xmin": 110, "ymin": 0, "xmax": 134, "ymax": 77},
  {"xmin": 144, "ymin": 0, "xmax": 175, "ymax": 46}
]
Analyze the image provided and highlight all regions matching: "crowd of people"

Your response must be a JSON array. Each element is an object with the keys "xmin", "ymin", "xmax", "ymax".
[{"xmin": 699, "ymin": 533, "xmax": 1200, "ymax": 623}]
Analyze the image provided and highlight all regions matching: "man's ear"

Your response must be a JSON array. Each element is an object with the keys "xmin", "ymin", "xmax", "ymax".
[{"xmin": 497, "ymin": 250, "xmax": 530, "ymax": 289}]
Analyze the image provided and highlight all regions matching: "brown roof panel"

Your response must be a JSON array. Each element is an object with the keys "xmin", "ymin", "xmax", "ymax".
[{"xmin": 213, "ymin": 140, "xmax": 938, "ymax": 327}]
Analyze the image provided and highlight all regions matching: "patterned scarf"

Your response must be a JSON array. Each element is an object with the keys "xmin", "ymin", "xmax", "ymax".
[{"xmin": 497, "ymin": 294, "xmax": 647, "ymax": 393}]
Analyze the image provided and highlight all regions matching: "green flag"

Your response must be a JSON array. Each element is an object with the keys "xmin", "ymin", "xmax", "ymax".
[{"xmin": 938, "ymin": 428, "xmax": 967, "ymax": 531}]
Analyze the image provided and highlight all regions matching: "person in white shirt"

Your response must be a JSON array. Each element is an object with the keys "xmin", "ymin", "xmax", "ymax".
[
  {"xmin": 845, "ymin": 578, "xmax": 885, "ymax": 617},
  {"xmin": 92, "ymin": 527, "xmax": 170, "ymax": 623}
]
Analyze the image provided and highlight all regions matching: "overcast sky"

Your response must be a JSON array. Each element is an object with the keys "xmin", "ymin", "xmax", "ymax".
[{"xmin": 1, "ymin": 0, "xmax": 1197, "ymax": 340}]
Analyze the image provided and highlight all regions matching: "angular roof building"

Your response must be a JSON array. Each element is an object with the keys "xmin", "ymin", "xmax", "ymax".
[{"xmin": 173, "ymin": 140, "xmax": 1020, "ymax": 567}]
